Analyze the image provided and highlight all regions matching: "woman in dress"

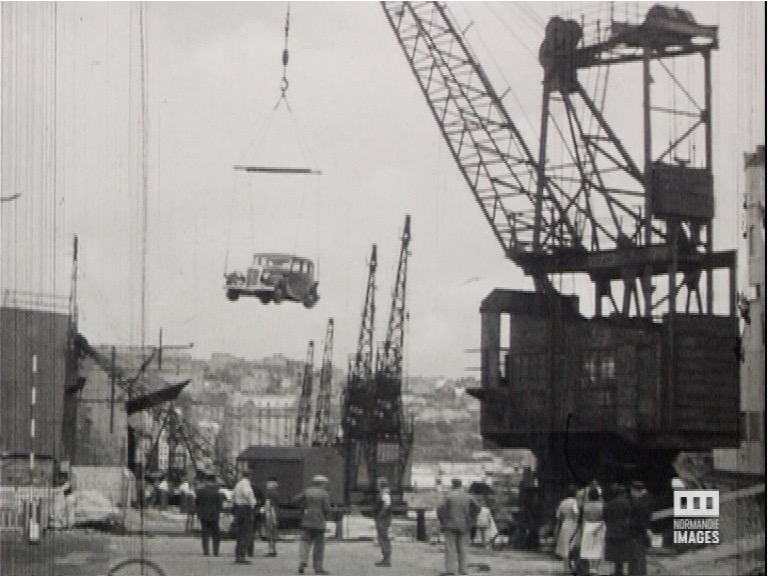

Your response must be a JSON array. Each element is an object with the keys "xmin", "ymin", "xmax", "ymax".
[
  {"xmin": 579, "ymin": 485, "xmax": 606, "ymax": 575},
  {"xmin": 554, "ymin": 485, "xmax": 580, "ymax": 569}
]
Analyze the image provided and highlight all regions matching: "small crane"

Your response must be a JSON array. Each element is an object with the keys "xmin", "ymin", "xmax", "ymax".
[
  {"xmin": 294, "ymin": 340, "xmax": 315, "ymax": 447},
  {"xmin": 312, "ymin": 319, "xmax": 336, "ymax": 446}
]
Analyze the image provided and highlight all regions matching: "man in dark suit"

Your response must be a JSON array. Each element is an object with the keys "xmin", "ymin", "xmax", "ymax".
[
  {"xmin": 628, "ymin": 481, "xmax": 653, "ymax": 576},
  {"xmin": 603, "ymin": 484, "xmax": 633, "ymax": 576},
  {"xmin": 437, "ymin": 478, "xmax": 480, "ymax": 576},
  {"xmin": 293, "ymin": 474, "xmax": 332, "ymax": 575},
  {"xmin": 195, "ymin": 472, "xmax": 224, "ymax": 556},
  {"xmin": 232, "ymin": 469, "xmax": 257, "ymax": 564}
]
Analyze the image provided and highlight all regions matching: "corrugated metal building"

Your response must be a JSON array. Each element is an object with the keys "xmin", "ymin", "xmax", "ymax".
[{"xmin": 0, "ymin": 306, "xmax": 73, "ymax": 477}]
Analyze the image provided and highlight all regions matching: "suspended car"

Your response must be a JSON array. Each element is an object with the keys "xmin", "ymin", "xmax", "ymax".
[{"xmin": 225, "ymin": 253, "xmax": 319, "ymax": 308}]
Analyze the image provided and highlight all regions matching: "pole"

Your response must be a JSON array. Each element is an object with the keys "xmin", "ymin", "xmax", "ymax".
[
  {"xmin": 29, "ymin": 354, "xmax": 41, "ymax": 544},
  {"xmin": 110, "ymin": 347, "xmax": 116, "ymax": 434},
  {"xmin": 30, "ymin": 355, "xmax": 37, "ymax": 480}
]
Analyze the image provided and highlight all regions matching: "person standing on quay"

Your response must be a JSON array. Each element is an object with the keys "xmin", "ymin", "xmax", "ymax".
[
  {"xmin": 554, "ymin": 484, "xmax": 580, "ymax": 569},
  {"xmin": 195, "ymin": 472, "xmax": 223, "ymax": 557},
  {"xmin": 437, "ymin": 478, "xmax": 480, "ymax": 576},
  {"xmin": 628, "ymin": 481, "xmax": 653, "ymax": 576},
  {"xmin": 247, "ymin": 476, "xmax": 264, "ymax": 558},
  {"xmin": 232, "ymin": 469, "xmax": 257, "ymax": 565},
  {"xmin": 603, "ymin": 484, "xmax": 632, "ymax": 576},
  {"xmin": 157, "ymin": 476, "xmax": 169, "ymax": 510},
  {"xmin": 264, "ymin": 477, "xmax": 280, "ymax": 557},
  {"xmin": 579, "ymin": 484, "xmax": 606, "ymax": 576},
  {"xmin": 374, "ymin": 476, "xmax": 392, "ymax": 567},
  {"xmin": 293, "ymin": 474, "xmax": 332, "ymax": 575}
]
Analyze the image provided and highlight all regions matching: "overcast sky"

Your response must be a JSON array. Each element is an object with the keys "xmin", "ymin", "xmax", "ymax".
[{"xmin": 1, "ymin": 2, "xmax": 764, "ymax": 378}]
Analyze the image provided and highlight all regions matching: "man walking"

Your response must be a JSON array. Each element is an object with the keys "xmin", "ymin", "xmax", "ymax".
[
  {"xmin": 232, "ymin": 469, "xmax": 257, "ymax": 565},
  {"xmin": 264, "ymin": 477, "xmax": 280, "ymax": 557},
  {"xmin": 195, "ymin": 472, "xmax": 223, "ymax": 557},
  {"xmin": 437, "ymin": 478, "xmax": 480, "ymax": 576},
  {"xmin": 374, "ymin": 477, "xmax": 392, "ymax": 567},
  {"xmin": 293, "ymin": 474, "xmax": 332, "ymax": 575}
]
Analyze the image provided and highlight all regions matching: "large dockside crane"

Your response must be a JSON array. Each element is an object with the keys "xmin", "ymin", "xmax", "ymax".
[{"xmin": 383, "ymin": 0, "xmax": 738, "ymax": 523}]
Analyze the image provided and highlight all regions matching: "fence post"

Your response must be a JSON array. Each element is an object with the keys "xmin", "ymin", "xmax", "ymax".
[{"xmin": 415, "ymin": 508, "xmax": 427, "ymax": 542}]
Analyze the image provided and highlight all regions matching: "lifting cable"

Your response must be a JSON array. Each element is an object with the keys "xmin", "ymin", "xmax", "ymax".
[
  {"xmin": 276, "ymin": 4, "xmax": 291, "ymax": 111},
  {"xmin": 226, "ymin": 3, "xmax": 322, "ymax": 277},
  {"xmin": 232, "ymin": 4, "xmax": 321, "ymax": 176}
]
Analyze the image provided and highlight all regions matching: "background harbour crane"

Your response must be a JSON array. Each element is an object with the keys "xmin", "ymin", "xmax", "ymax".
[
  {"xmin": 294, "ymin": 340, "xmax": 315, "ymax": 447},
  {"xmin": 341, "ymin": 245, "xmax": 378, "ymax": 502},
  {"xmin": 312, "ymin": 318, "xmax": 336, "ymax": 447},
  {"xmin": 373, "ymin": 215, "xmax": 413, "ymax": 493}
]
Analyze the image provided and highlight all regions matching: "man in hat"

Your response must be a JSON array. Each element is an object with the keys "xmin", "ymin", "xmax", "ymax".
[
  {"xmin": 195, "ymin": 472, "xmax": 224, "ymax": 557},
  {"xmin": 232, "ymin": 468, "xmax": 257, "ymax": 564},
  {"xmin": 628, "ymin": 481, "xmax": 653, "ymax": 576},
  {"xmin": 436, "ymin": 478, "xmax": 480, "ymax": 576},
  {"xmin": 263, "ymin": 477, "xmax": 280, "ymax": 557},
  {"xmin": 293, "ymin": 474, "xmax": 332, "ymax": 575},
  {"xmin": 374, "ymin": 476, "xmax": 392, "ymax": 567},
  {"xmin": 603, "ymin": 483, "xmax": 632, "ymax": 576}
]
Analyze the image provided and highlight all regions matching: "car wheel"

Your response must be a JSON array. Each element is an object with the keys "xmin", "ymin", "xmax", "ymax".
[
  {"xmin": 303, "ymin": 289, "xmax": 318, "ymax": 309},
  {"xmin": 258, "ymin": 295, "xmax": 270, "ymax": 305},
  {"xmin": 273, "ymin": 285, "xmax": 284, "ymax": 304},
  {"xmin": 226, "ymin": 290, "xmax": 239, "ymax": 302}
]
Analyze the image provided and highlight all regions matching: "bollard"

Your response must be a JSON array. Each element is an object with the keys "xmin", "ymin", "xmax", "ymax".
[
  {"xmin": 28, "ymin": 498, "xmax": 40, "ymax": 544},
  {"xmin": 415, "ymin": 508, "xmax": 427, "ymax": 542},
  {"xmin": 335, "ymin": 509, "xmax": 345, "ymax": 539}
]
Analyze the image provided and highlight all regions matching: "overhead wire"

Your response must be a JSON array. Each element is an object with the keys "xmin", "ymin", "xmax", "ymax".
[{"xmin": 465, "ymin": 2, "xmax": 540, "ymax": 138}]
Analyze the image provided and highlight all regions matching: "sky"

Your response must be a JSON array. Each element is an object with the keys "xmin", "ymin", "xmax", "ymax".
[{"xmin": 1, "ymin": 2, "xmax": 765, "ymax": 378}]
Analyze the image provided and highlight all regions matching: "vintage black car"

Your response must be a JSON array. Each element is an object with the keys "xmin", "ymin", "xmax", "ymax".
[{"xmin": 225, "ymin": 253, "xmax": 319, "ymax": 308}]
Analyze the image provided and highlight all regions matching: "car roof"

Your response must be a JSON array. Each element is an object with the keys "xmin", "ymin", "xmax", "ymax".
[{"xmin": 252, "ymin": 253, "xmax": 314, "ymax": 263}]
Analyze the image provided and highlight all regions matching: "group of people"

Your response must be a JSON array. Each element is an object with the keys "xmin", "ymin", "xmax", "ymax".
[
  {"xmin": 189, "ymin": 467, "xmax": 539, "ymax": 576},
  {"xmin": 230, "ymin": 469, "xmax": 282, "ymax": 564},
  {"xmin": 199, "ymin": 470, "xmax": 486, "ymax": 576},
  {"xmin": 554, "ymin": 480, "xmax": 653, "ymax": 576}
]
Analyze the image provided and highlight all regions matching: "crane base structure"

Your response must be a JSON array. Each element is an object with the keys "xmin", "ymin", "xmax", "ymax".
[{"xmin": 468, "ymin": 289, "xmax": 739, "ymax": 537}]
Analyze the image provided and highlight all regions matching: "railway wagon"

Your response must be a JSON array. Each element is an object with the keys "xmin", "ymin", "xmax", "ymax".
[{"xmin": 236, "ymin": 445, "xmax": 345, "ymax": 526}]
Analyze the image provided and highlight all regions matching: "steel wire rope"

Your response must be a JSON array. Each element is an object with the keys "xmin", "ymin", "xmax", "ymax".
[
  {"xmin": 27, "ymin": 19, "xmax": 41, "ymax": 567},
  {"xmin": 462, "ymin": 2, "xmax": 540, "ymax": 139},
  {"xmin": 48, "ymin": 6, "xmax": 59, "ymax": 572},
  {"xmin": 11, "ymin": 6, "xmax": 25, "ymax": 564},
  {"xmin": 275, "ymin": 4, "xmax": 322, "ymax": 271},
  {"xmin": 227, "ymin": 109, "xmax": 281, "ymax": 273},
  {"xmin": 8, "ymin": 4, "xmax": 20, "ymax": 520}
]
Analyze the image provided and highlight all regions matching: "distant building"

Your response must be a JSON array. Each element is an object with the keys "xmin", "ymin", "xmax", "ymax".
[
  {"xmin": 410, "ymin": 449, "xmax": 534, "ymax": 490},
  {"xmin": 713, "ymin": 145, "xmax": 766, "ymax": 479}
]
